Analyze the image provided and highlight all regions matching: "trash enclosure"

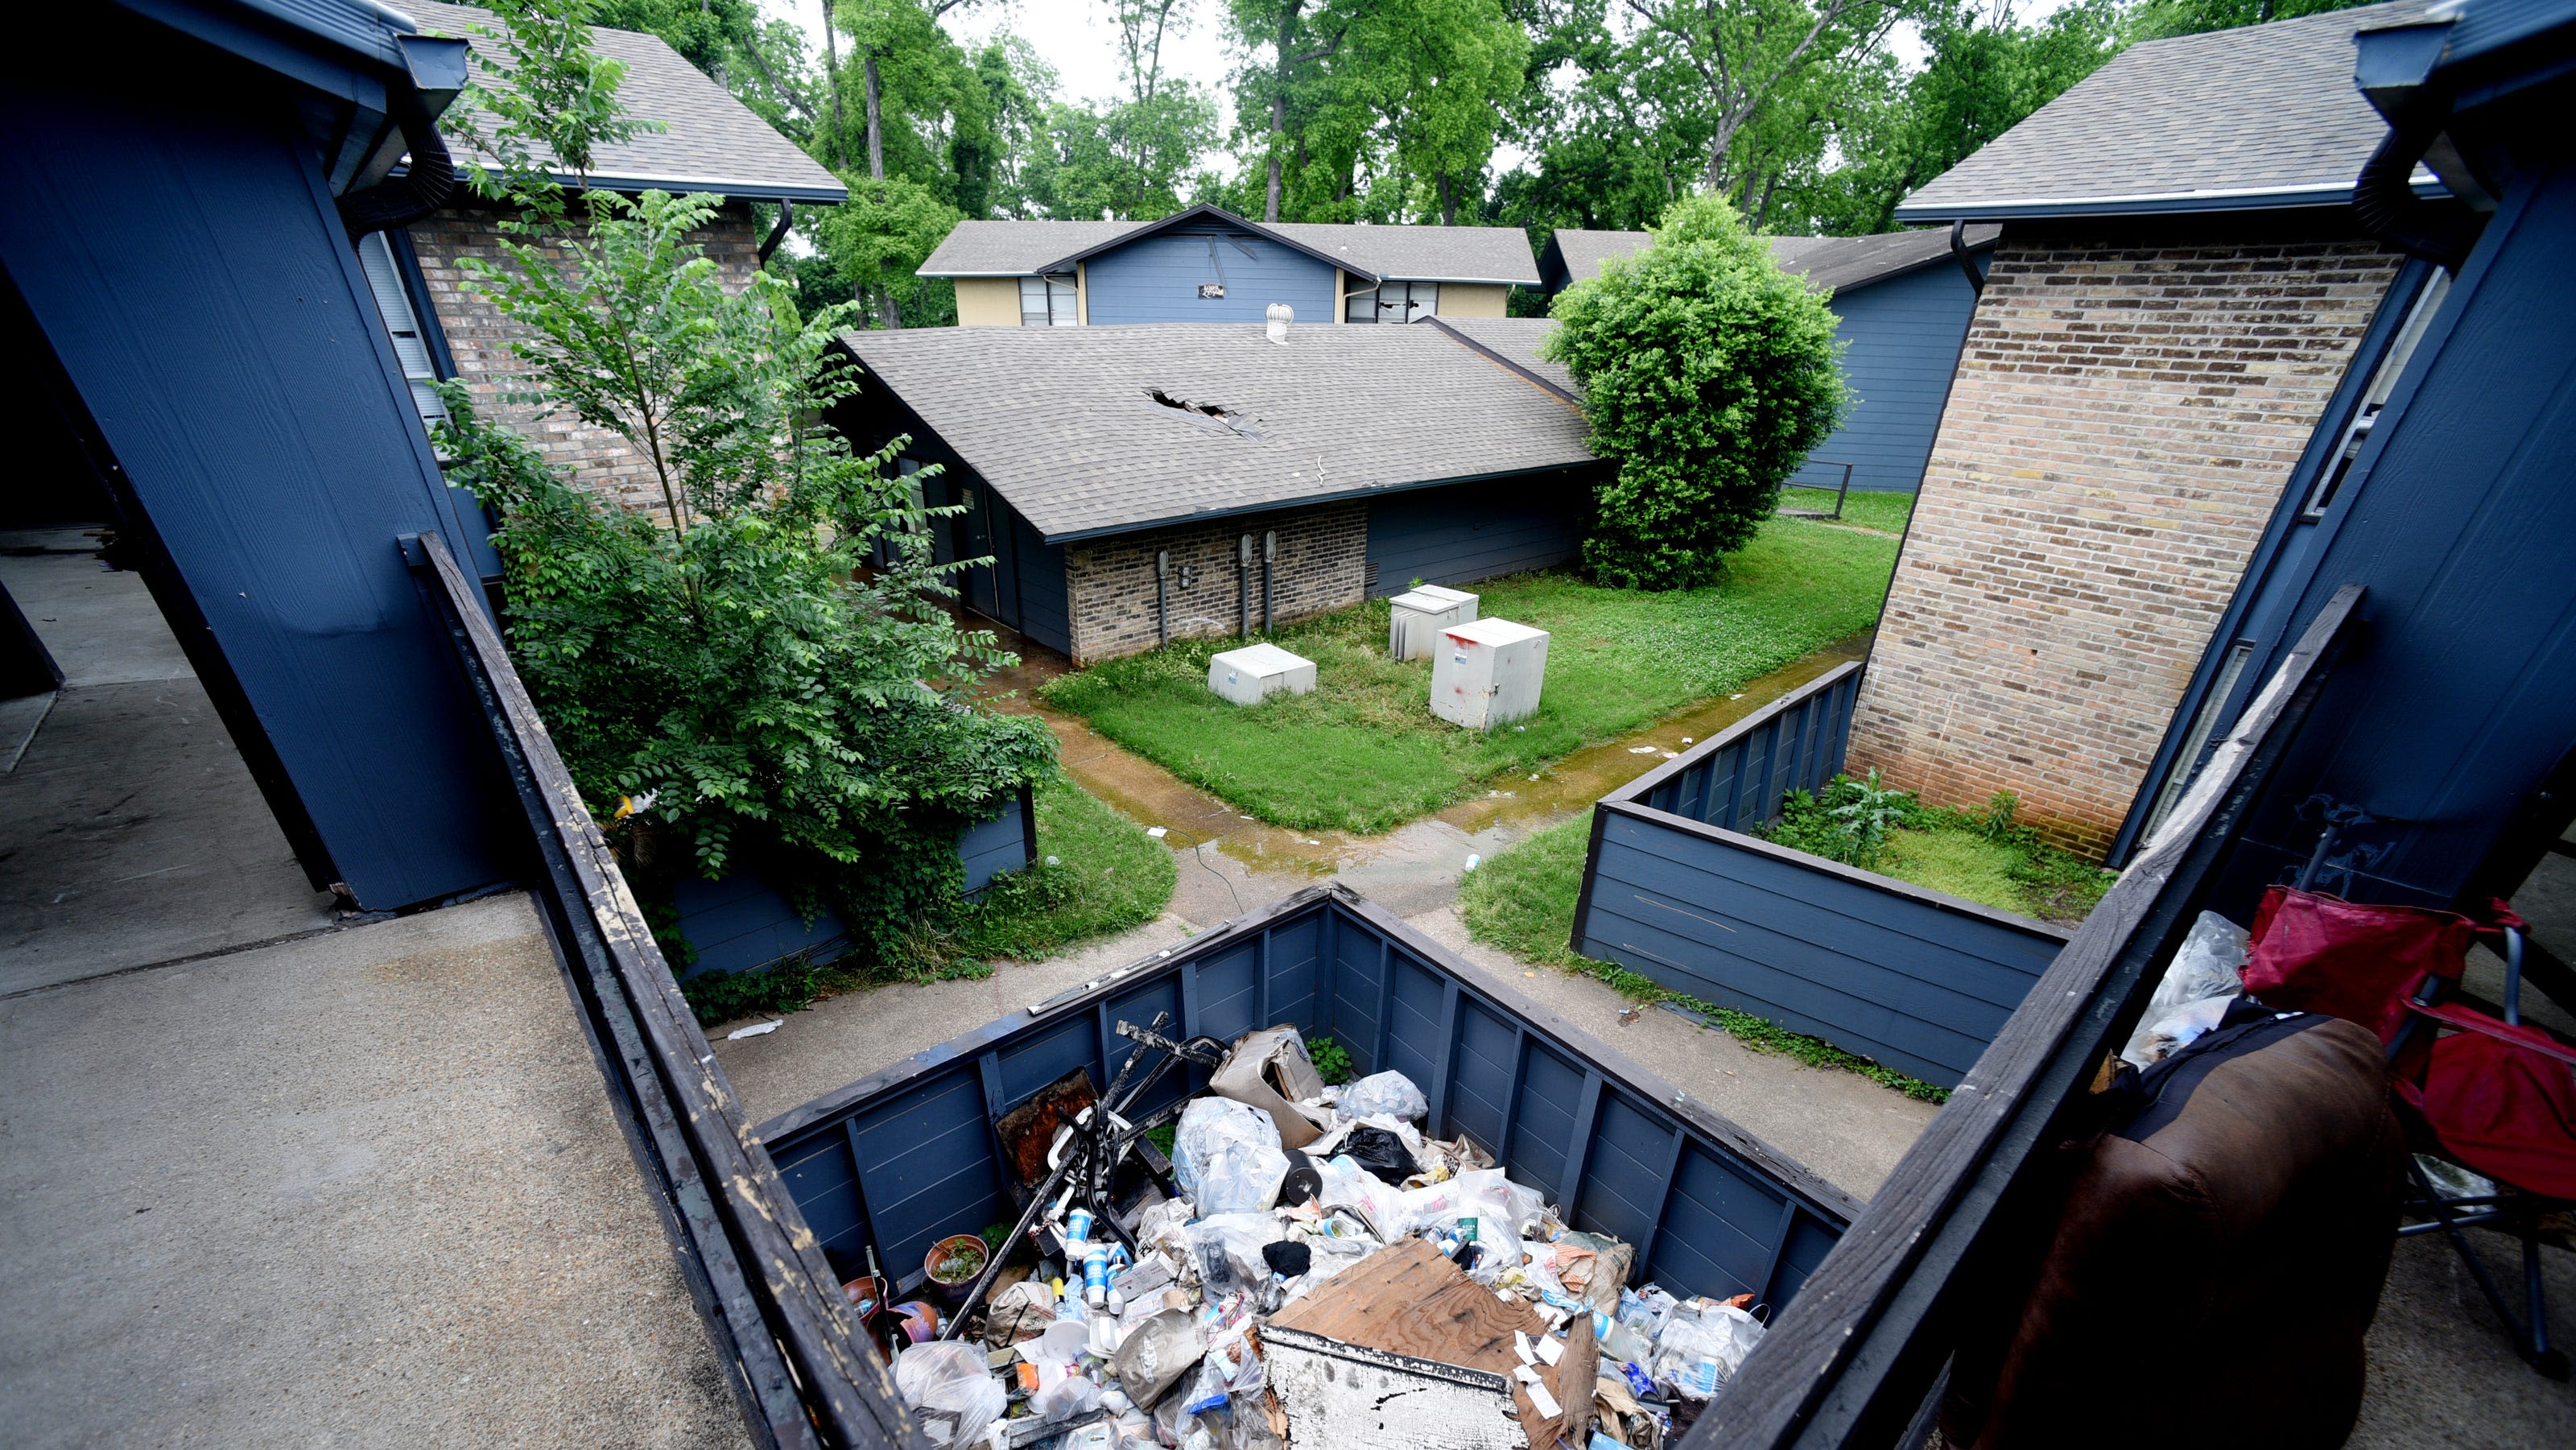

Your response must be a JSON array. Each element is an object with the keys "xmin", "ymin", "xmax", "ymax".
[
  {"xmin": 758, "ymin": 882, "xmax": 1860, "ymax": 1319},
  {"xmin": 1570, "ymin": 663, "xmax": 2069, "ymax": 1087}
]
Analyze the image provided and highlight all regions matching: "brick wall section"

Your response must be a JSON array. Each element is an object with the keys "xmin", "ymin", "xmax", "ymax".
[
  {"xmin": 1066, "ymin": 505, "xmax": 1367, "ymax": 662},
  {"xmin": 1847, "ymin": 232, "xmax": 2401, "ymax": 858},
  {"xmin": 407, "ymin": 200, "xmax": 762, "ymax": 517}
]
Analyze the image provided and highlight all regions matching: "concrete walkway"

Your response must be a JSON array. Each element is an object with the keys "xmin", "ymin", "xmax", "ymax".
[
  {"xmin": 0, "ymin": 893, "xmax": 747, "ymax": 1449},
  {"xmin": 0, "ymin": 536, "xmax": 337, "ymax": 996}
]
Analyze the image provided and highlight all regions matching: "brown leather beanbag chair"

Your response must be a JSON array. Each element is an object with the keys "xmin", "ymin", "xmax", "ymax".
[{"xmin": 1942, "ymin": 1014, "xmax": 2404, "ymax": 1450}]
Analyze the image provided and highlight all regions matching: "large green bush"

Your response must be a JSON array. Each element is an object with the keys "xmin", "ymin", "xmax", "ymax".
[
  {"xmin": 436, "ymin": 190, "xmax": 1055, "ymax": 963},
  {"xmin": 1543, "ymin": 195, "xmax": 1849, "ymax": 589}
]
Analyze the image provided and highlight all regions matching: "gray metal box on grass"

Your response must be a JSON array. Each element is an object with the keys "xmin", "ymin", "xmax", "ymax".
[
  {"xmin": 1431, "ymin": 618, "xmax": 1549, "ymax": 730},
  {"xmin": 1208, "ymin": 642, "xmax": 1316, "ymax": 705},
  {"xmin": 1387, "ymin": 585, "xmax": 1478, "ymax": 661}
]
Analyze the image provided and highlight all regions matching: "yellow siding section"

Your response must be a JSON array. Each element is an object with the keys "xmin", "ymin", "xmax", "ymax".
[
  {"xmin": 954, "ymin": 276, "xmax": 1020, "ymax": 326},
  {"xmin": 1435, "ymin": 283, "xmax": 1509, "ymax": 318}
]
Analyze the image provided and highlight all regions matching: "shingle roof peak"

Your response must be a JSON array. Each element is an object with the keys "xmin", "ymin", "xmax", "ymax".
[{"xmin": 389, "ymin": 0, "xmax": 845, "ymax": 201}]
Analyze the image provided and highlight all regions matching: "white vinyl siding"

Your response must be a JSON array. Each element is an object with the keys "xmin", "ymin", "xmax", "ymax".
[
  {"xmin": 1019, "ymin": 274, "xmax": 1079, "ymax": 326},
  {"xmin": 355, "ymin": 231, "xmax": 448, "ymax": 431},
  {"xmin": 1345, "ymin": 279, "xmax": 1438, "ymax": 324}
]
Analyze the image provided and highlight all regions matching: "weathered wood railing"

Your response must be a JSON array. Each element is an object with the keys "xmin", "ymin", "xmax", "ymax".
[
  {"xmin": 1698, "ymin": 584, "xmax": 2363, "ymax": 1450},
  {"xmin": 404, "ymin": 531, "xmax": 923, "ymax": 1450},
  {"xmin": 1570, "ymin": 661, "xmax": 2066, "ymax": 1087}
]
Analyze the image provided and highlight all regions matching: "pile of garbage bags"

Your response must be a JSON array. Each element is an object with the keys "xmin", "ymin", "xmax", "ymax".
[{"xmin": 883, "ymin": 1034, "xmax": 1767, "ymax": 1450}]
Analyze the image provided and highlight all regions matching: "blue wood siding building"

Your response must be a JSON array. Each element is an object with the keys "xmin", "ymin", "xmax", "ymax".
[
  {"xmin": 2, "ymin": 1, "xmax": 514, "ymax": 910},
  {"xmin": 1080, "ymin": 221, "xmax": 1340, "ymax": 325},
  {"xmin": 1791, "ymin": 261, "xmax": 1984, "ymax": 494},
  {"xmin": 1364, "ymin": 469, "xmax": 1592, "ymax": 596}
]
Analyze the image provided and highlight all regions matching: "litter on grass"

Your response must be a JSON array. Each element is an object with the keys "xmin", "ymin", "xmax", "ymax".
[{"xmin": 869, "ymin": 1022, "xmax": 1765, "ymax": 1450}]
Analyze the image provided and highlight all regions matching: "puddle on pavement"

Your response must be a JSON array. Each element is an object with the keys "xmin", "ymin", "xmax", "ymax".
[{"xmin": 980, "ymin": 626, "xmax": 1875, "ymax": 886}]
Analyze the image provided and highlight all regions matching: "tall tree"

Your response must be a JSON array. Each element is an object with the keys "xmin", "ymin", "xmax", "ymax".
[
  {"xmin": 1225, "ymin": 0, "xmax": 1528, "ymax": 225},
  {"xmin": 1620, "ymin": 0, "xmax": 1916, "ymax": 196}
]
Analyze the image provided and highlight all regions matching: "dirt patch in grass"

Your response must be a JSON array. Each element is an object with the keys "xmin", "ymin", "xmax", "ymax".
[{"xmin": 1040, "ymin": 518, "xmax": 1899, "ymax": 834}]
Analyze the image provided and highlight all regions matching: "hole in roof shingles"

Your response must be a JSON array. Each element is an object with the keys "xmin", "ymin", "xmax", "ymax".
[{"xmin": 1143, "ymin": 387, "xmax": 1265, "ymax": 440}]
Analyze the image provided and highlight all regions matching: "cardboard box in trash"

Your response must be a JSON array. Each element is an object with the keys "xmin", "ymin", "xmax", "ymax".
[
  {"xmin": 1261, "ymin": 1238, "xmax": 1595, "ymax": 1450},
  {"xmin": 1208, "ymin": 1025, "xmax": 1333, "ymax": 1149}
]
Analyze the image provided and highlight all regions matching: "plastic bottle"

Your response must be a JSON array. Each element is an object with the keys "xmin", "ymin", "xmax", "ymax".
[
  {"xmin": 1053, "ymin": 1278, "xmax": 1086, "ymax": 1321},
  {"xmin": 1084, "ymin": 1241, "xmax": 1111, "ymax": 1307}
]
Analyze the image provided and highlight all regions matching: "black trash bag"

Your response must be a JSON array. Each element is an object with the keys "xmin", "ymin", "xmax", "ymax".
[
  {"xmin": 1341, "ymin": 1125, "xmax": 1417, "ymax": 1185},
  {"xmin": 1261, "ymin": 1239, "xmax": 1313, "ymax": 1279}
]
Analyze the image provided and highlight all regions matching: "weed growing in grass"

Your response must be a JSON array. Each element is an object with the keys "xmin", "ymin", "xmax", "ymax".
[
  {"xmin": 679, "ymin": 778, "xmax": 1175, "ymax": 1027},
  {"xmin": 1769, "ymin": 776, "xmax": 2113, "ymax": 923},
  {"xmin": 1459, "ymin": 816, "xmax": 1948, "ymax": 1102}
]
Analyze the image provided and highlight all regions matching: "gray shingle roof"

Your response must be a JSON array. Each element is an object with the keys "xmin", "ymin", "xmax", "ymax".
[
  {"xmin": 919, "ymin": 220, "xmax": 1141, "ymax": 276},
  {"xmin": 837, "ymin": 324, "xmax": 1594, "ymax": 541},
  {"xmin": 1265, "ymin": 223, "xmax": 1539, "ymax": 284},
  {"xmin": 1428, "ymin": 318, "xmax": 1577, "ymax": 400},
  {"xmin": 1549, "ymin": 227, "xmax": 1996, "ymax": 292},
  {"xmin": 1895, "ymin": 1, "xmax": 2434, "ymax": 221},
  {"xmin": 392, "ymin": 1, "xmax": 846, "ymax": 201},
  {"xmin": 916, "ymin": 217, "xmax": 1538, "ymax": 284},
  {"xmin": 1548, "ymin": 229, "xmax": 1652, "ymax": 287}
]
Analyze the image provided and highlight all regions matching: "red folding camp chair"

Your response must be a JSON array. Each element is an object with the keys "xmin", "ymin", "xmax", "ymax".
[{"xmin": 2244, "ymin": 886, "xmax": 2576, "ymax": 1378}]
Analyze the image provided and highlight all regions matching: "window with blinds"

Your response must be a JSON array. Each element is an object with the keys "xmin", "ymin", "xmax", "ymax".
[
  {"xmin": 355, "ymin": 231, "xmax": 450, "ymax": 432},
  {"xmin": 1018, "ymin": 274, "xmax": 1078, "ymax": 326},
  {"xmin": 1344, "ymin": 279, "xmax": 1439, "ymax": 324}
]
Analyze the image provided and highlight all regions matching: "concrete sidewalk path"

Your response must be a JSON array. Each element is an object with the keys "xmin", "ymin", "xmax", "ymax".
[{"xmin": 0, "ymin": 893, "xmax": 747, "ymax": 1450}]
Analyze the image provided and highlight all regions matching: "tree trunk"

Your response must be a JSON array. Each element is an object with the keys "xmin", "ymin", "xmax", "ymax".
[
  {"xmin": 1437, "ymin": 172, "xmax": 1457, "ymax": 226},
  {"xmin": 863, "ymin": 54, "xmax": 885, "ymax": 180},
  {"xmin": 819, "ymin": 0, "xmax": 845, "ymax": 168},
  {"xmin": 879, "ymin": 284, "xmax": 903, "ymax": 330},
  {"xmin": 1265, "ymin": 3, "xmax": 1303, "ymax": 222}
]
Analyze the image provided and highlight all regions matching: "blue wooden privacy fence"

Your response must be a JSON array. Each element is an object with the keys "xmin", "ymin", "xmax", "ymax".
[
  {"xmin": 1571, "ymin": 663, "xmax": 2069, "ymax": 1088},
  {"xmin": 757, "ymin": 882, "xmax": 1861, "ymax": 1313}
]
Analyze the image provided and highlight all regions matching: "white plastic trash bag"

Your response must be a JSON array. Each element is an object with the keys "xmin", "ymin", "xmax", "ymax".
[
  {"xmin": 1174, "ymin": 1097, "xmax": 1290, "ymax": 1216},
  {"xmin": 893, "ymin": 1339, "xmax": 1007, "ymax": 1444},
  {"xmin": 1649, "ymin": 1300, "xmax": 1765, "ymax": 1402},
  {"xmin": 1338, "ymin": 1070, "xmax": 1429, "ymax": 1123},
  {"xmin": 1187, "ymin": 1212, "xmax": 1286, "ymax": 1299},
  {"xmin": 2120, "ymin": 911, "xmax": 2252, "ymax": 1069}
]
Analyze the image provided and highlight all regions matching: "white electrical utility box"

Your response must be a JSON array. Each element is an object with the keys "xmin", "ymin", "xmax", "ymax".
[
  {"xmin": 1430, "ymin": 618, "xmax": 1549, "ymax": 730},
  {"xmin": 1208, "ymin": 642, "xmax": 1316, "ymax": 705},
  {"xmin": 1387, "ymin": 585, "xmax": 1480, "ymax": 661}
]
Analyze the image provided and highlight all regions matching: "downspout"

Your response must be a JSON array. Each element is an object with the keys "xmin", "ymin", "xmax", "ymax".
[
  {"xmin": 1262, "ymin": 531, "xmax": 1275, "ymax": 634},
  {"xmin": 340, "ymin": 89, "xmax": 456, "ymax": 241},
  {"xmin": 758, "ymin": 199, "xmax": 795, "ymax": 264},
  {"xmin": 1156, "ymin": 550, "xmax": 1170, "ymax": 647},
  {"xmin": 1948, "ymin": 219, "xmax": 1984, "ymax": 295},
  {"xmin": 2352, "ymin": 96, "xmax": 2483, "ymax": 270},
  {"xmin": 1238, "ymin": 534, "xmax": 1253, "ymax": 638}
]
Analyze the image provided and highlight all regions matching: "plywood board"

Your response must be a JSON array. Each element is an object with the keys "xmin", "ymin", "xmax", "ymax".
[{"xmin": 1265, "ymin": 1237, "xmax": 1596, "ymax": 1450}]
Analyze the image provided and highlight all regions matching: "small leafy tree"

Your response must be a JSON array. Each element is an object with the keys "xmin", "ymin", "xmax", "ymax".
[
  {"xmin": 434, "ymin": 3, "xmax": 1055, "ymax": 965},
  {"xmin": 1544, "ymin": 194, "xmax": 1848, "ymax": 590},
  {"xmin": 436, "ymin": 195, "xmax": 1055, "ymax": 956}
]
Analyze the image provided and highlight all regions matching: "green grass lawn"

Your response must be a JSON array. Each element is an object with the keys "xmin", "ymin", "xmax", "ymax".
[
  {"xmin": 1777, "ymin": 485, "xmax": 1915, "ymax": 535},
  {"xmin": 1765, "ymin": 780, "xmax": 2112, "ymax": 926},
  {"xmin": 679, "ymin": 776, "xmax": 1175, "ymax": 1025},
  {"xmin": 1460, "ymin": 817, "xmax": 1947, "ymax": 1101},
  {"xmin": 1040, "ymin": 518, "xmax": 1899, "ymax": 834}
]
